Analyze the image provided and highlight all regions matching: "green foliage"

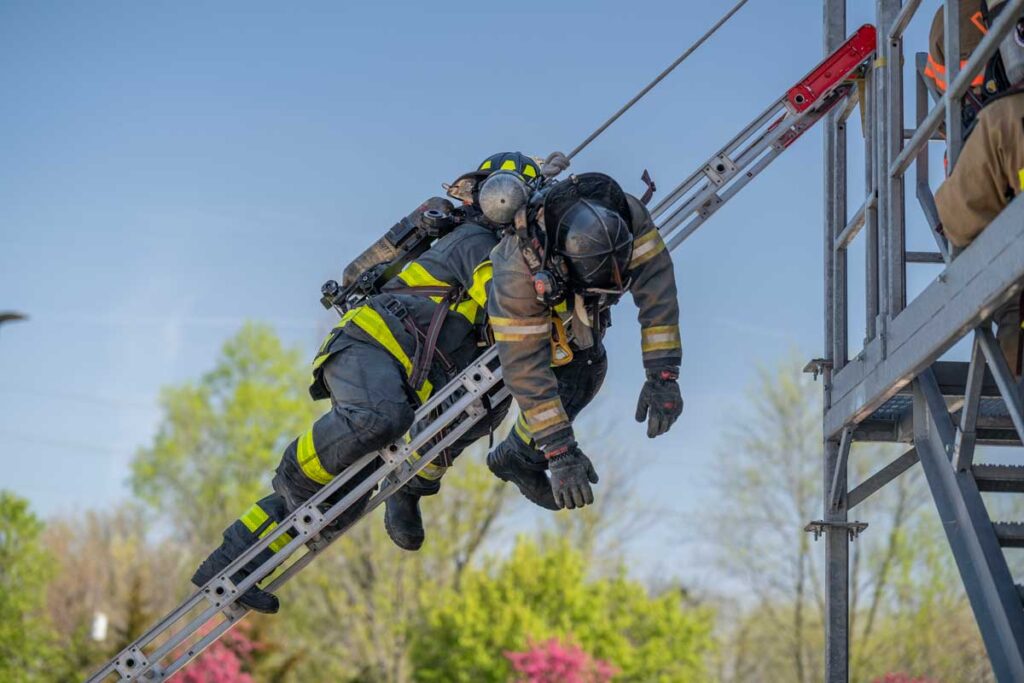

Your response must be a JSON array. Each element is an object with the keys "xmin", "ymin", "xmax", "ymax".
[
  {"xmin": 130, "ymin": 322, "xmax": 322, "ymax": 547},
  {"xmin": 0, "ymin": 491, "xmax": 56, "ymax": 682},
  {"xmin": 411, "ymin": 537, "xmax": 715, "ymax": 683}
]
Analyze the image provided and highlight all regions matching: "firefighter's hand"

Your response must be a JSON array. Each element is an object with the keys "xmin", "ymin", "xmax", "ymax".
[
  {"xmin": 546, "ymin": 444, "xmax": 599, "ymax": 510},
  {"xmin": 540, "ymin": 151, "xmax": 571, "ymax": 178},
  {"xmin": 635, "ymin": 367, "xmax": 684, "ymax": 438}
]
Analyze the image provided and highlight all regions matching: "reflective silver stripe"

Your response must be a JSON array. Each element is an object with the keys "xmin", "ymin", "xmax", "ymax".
[{"xmin": 493, "ymin": 323, "xmax": 549, "ymax": 336}]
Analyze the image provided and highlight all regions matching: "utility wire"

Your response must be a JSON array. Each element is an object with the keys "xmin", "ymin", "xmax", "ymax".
[{"xmin": 567, "ymin": 0, "xmax": 752, "ymax": 160}]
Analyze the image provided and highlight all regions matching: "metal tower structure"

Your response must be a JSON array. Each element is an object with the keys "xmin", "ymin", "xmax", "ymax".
[{"xmin": 818, "ymin": 1, "xmax": 1024, "ymax": 681}]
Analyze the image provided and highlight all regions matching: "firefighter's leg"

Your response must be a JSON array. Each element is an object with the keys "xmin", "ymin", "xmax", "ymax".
[
  {"xmin": 191, "ymin": 493, "xmax": 291, "ymax": 614},
  {"xmin": 487, "ymin": 344, "xmax": 608, "ymax": 509},
  {"xmin": 272, "ymin": 342, "xmax": 416, "ymax": 508},
  {"xmin": 994, "ymin": 293, "xmax": 1024, "ymax": 380},
  {"xmin": 193, "ymin": 343, "xmax": 416, "ymax": 612},
  {"xmin": 386, "ymin": 393, "xmax": 512, "ymax": 550}
]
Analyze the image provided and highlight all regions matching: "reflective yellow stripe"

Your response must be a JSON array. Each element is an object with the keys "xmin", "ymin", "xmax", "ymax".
[
  {"xmin": 524, "ymin": 399, "xmax": 568, "ymax": 433},
  {"xmin": 400, "ymin": 261, "xmax": 481, "ymax": 325},
  {"xmin": 641, "ymin": 325, "xmax": 682, "ymax": 353},
  {"xmin": 522, "ymin": 164, "xmax": 537, "ymax": 178},
  {"xmin": 629, "ymin": 229, "xmax": 666, "ymax": 269},
  {"xmin": 398, "ymin": 262, "xmax": 448, "ymax": 289},
  {"xmin": 480, "ymin": 160, "xmax": 492, "ymax": 170},
  {"xmin": 260, "ymin": 522, "xmax": 293, "ymax": 553},
  {"xmin": 1018, "ymin": 168, "xmax": 1024, "ymax": 191},
  {"xmin": 500, "ymin": 159, "xmax": 517, "ymax": 171},
  {"xmin": 514, "ymin": 413, "xmax": 532, "ymax": 443},
  {"xmin": 240, "ymin": 504, "xmax": 293, "ymax": 553},
  {"xmin": 554, "ymin": 300, "xmax": 569, "ymax": 314},
  {"xmin": 296, "ymin": 428, "xmax": 333, "ymax": 486},
  {"xmin": 240, "ymin": 503, "xmax": 270, "ymax": 533},
  {"xmin": 341, "ymin": 306, "xmax": 433, "ymax": 402},
  {"xmin": 468, "ymin": 261, "xmax": 493, "ymax": 307},
  {"xmin": 491, "ymin": 315, "xmax": 550, "ymax": 342}
]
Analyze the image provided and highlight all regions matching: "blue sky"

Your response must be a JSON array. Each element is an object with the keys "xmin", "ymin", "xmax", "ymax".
[{"xmin": 0, "ymin": 1, "xmax": 943, "ymax": 584}]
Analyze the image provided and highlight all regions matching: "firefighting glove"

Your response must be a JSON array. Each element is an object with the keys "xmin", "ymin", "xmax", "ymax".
[
  {"xmin": 546, "ymin": 443, "xmax": 599, "ymax": 510},
  {"xmin": 540, "ymin": 151, "xmax": 571, "ymax": 178},
  {"xmin": 635, "ymin": 367, "xmax": 684, "ymax": 438}
]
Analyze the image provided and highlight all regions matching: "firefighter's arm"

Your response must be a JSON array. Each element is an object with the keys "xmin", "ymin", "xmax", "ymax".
[
  {"xmin": 625, "ymin": 195, "xmax": 682, "ymax": 369},
  {"xmin": 488, "ymin": 236, "xmax": 572, "ymax": 450},
  {"xmin": 451, "ymin": 227, "xmax": 496, "ymax": 309}
]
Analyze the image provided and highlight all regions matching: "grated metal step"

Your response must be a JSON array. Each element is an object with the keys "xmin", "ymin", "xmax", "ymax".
[
  {"xmin": 975, "ymin": 465, "xmax": 1024, "ymax": 493},
  {"xmin": 994, "ymin": 522, "xmax": 1024, "ymax": 548}
]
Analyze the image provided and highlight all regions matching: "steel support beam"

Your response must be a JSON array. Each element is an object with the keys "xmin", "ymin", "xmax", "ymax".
[
  {"xmin": 847, "ymin": 447, "xmax": 919, "ymax": 509},
  {"xmin": 823, "ymin": 3, "xmax": 849, "ymax": 680},
  {"xmin": 825, "ymin": 198, "xmax": 1024, "ymax": 437},
  {"xmin": 913, "ymin": 370, "xmax": 1024, "ymax": 682},
  {"xmin": 954, "ymin": 334, "xmax": 986, "ymax": 470}
]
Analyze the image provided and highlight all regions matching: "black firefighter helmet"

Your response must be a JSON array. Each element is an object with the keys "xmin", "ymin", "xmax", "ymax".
[{"xmin": 544, "ymin": 173, "xmax": 634, "ymax": 292}]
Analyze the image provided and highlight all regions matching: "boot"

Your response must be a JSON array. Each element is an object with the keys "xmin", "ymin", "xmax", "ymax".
[
  {"xmin": 487, "ymin": 441, "xmax": 559, "ymax": 510},
  {"xmin": 384, "ymin": 475, "xmax": 440, "ymax": 551},
  {"xmin": 191, "ymin": 542, "xmax": 280, "ymax": 614},
  {"xmin": 385, "ymin": 487, "xmax": 425, "ymax": 551}
]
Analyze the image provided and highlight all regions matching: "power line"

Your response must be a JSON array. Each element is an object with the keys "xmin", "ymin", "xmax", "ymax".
[{"xmin": 567, "ymin": 0, "xmax": 752, "ymax": 159}]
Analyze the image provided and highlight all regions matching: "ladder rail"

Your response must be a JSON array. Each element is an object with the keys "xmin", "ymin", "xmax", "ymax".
[{"xmin": 85, "ymin": 25, "xmax": 877, "ymax": 683}]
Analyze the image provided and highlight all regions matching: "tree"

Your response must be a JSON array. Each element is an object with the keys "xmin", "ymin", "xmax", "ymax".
[
  {"xmin": 41, "ymin": 505, "xmax": 192, "ymax": 682},
  {"xmin": 130, "ymin": 323, "xmax": 322, "ymax": 549},
  {"xmin": 0, "ymin": 491, "xmax": 56, "ymax": 682},
  {"xmin": 410, "ymin": 537, "xmax": 715, "ymax": 682},
  {"xmin": 703, "ymin": 357, "xmax": 992, "ymax": 683}
]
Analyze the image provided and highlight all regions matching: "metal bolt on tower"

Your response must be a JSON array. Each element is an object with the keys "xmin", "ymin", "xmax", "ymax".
[{"xmin": 819, "ymin": 0, "xmax": 1024, "ymax": 681}]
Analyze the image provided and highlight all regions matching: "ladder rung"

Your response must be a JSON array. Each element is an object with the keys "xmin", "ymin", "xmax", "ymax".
[
  {"xmin": 993, "ymin": 522, "xmax": 1024, "ymax": 548},
  {"xmin": 974, "ymin": 465, "xmax": 1024, "ymax": 493}
]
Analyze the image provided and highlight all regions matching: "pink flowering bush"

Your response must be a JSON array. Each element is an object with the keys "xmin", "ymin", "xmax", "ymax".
[
  {"xmin": 174, "ymin": 624, "xmax": 259, "ymax": 683},
  {"xmin": 872, "ymin": 674, "xmax": 939, "ymax": 683},
  {"xmin": 506, "ymin": 637, "xmax": 618, "ymax": 683}
]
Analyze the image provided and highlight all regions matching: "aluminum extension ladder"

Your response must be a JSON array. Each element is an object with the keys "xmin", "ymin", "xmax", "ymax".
[{"xmin": 86, "ymin": 25, "xmax": 875, "ymax": 682}]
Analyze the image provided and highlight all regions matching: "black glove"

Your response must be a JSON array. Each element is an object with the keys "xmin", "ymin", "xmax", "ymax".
[
  {"xmin": 635, "ymin": 367, "xmax": 684, "ymax": 438},
  {"xmin": 546, "ymin": 443, "xmax": 599, "ymax": 510},
  {"xmin": 540, "ymin": 151, "xmax": 570, "ymax": 178}
]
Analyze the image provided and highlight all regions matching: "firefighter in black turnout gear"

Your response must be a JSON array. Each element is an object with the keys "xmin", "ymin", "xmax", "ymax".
[
  {"xmin": 192, "ymin": 153, "xmax": 546, "ymax": 614},
  {"xmin": 485, "ymin": 172, "xmax": 684, "ymax": 510}
]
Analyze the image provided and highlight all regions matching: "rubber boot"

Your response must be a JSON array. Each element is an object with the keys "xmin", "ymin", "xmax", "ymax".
[
  {"xmin": 384, "ymin": 476, "xmax": 440, "ymax": 551},
  {"xmin": 191, "ymin": 543, "xmax": 280, "ymax": 615},
  {"xmin": 487, "ymin": 440, "xmax": 559, "ymax": 511}
]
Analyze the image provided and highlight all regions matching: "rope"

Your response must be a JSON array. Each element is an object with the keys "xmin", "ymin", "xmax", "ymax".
[{"xmin": 567, "ymin": 0, "xmax": 752, "ymax": 160}]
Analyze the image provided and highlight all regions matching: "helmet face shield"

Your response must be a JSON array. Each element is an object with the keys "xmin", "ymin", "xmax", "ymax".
[{"xmin": 478, "ymin": 171, "xmax": 531, "ymax": 224}]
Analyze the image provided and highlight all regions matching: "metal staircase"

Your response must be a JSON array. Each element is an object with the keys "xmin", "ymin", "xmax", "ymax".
[{"xmin": 818, "ymin": 1, "xmax": 1024, "ymax": 681}]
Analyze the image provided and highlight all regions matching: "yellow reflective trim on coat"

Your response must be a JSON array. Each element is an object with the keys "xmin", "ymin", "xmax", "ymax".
[
  {"xmin": 629, "ymin": 229, "xmax": 666, "ymax": 269},
  {"xmin": 296, "ymin": 428, "xmax": 334, "ymax": 486},
  {"xmin": 398, "ymin": 262, "xmax": 448, "ymax": 289},
  {"xmin": 1019, "ymin": 168, "xmax": 1024, "ymax": 191},
  {"xmin": 400, "ymin": 261, "xmax": 480, "ymax": 324},
  {"xmin": 523, "ymin": 399, "xmax": 568, "ymax": 433},
  {"xmin": 491, "ymin": 316, "xmax": 550, "ymax": 341},
  {"xmin": 468, "ymin": 261, "xmax": 493, "ymax": 307},
  {"xmin": 641, "ymin": 325, "xmax": 682, "ymax": 353}
]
